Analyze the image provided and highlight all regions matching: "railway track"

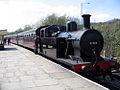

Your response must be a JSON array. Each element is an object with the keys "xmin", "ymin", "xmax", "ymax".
[
  {"xmin": 96, "ymin": 75, "xmax": 120, "ymax": 90},
  {"xmin": 85, "ymin": 71, "xmax": 120, "ymax": 90},
  {"xmin": 112, "ymin": 70, "xmax": 120, "ymax": 78}
]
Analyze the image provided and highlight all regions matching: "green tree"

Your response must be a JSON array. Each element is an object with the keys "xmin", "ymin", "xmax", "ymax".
[
  {"xmin": 94, "ymin": 19, "xmax": 120, "ymax": 56},
  {"xmin": 42, "ymin": 14, "xmax": 58, "ymax": 25},
  {"xmin": 23, "ymin": 25, "xmax": 32, "ymax": 31},
  {"xmin": 39, "ymin": 13, "xmax": 81, "ymax": 30},
  {"xmin": 7, "ymin": 25, "xmax": 32, "ymax": 35}
]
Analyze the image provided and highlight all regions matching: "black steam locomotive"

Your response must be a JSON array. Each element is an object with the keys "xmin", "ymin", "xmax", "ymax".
[{"xmin": 6, "ymin": 14, "xmax": 119, "ymax": 78}]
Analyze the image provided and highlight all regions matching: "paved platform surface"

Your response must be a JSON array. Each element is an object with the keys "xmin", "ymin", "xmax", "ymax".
[{"xmin": 0, "ymin": 44, "xmax": 108, "ymax": 90}]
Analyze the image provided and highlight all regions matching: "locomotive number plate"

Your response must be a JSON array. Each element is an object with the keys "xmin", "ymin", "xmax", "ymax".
[{"xmin": 90, "ymin": 42, "xmax": 98, "ymax": 45}]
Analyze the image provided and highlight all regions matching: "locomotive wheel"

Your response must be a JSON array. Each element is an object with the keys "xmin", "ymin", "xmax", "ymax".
[
  {"xmin": 113, "ymin": 63, "xmax": 120, "ymax": 70},
  {"xmin": 82, "ymin": 66, "xmax": 93, "ymax": 78},
  {"xmin": 102, "ymin": 68, "xmax": 113, "ymax": 80},
  {"xmin": 102, "ymin": 70, "xmax": 107, "ymax": 80}
]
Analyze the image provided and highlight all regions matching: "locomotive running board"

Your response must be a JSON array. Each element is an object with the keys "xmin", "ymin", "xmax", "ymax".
[{"xmin": 57, "ymin": 58, "xmax": 91, "ymax": 66}]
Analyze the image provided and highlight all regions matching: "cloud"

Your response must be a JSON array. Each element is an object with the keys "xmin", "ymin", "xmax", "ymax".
[
  {"xmin": 93, "ymin": 13, "xmax": 110, "ymax": 19},
  {"xmin": 0, "ymin": 0, "xmax": 112, "ymax": 32},
  {"xmin": 91, "ymin": 13, "xmax": 111, "ymax": 22},
  {"xmin": 0, "ymin": 1, "xmax": 83, "ymax": 32}
]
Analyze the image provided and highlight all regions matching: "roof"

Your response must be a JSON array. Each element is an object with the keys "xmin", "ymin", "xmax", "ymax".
[{"xmin": 0, "ymin": 30, "xmax": 7, "ymax": 35}]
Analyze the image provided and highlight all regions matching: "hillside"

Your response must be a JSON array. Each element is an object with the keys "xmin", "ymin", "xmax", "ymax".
[{"xmin": 92, "ymin": 19, "xmax": 120, "ymax": 56}]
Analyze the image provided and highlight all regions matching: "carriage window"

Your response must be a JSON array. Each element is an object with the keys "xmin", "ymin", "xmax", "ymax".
[
  {"xmin": 25, "ymin": 35, "xmax": 26, "ymax": 41},
  {"xmin": 27, "ymin": 35, "xmax": 28, "ymax": 41},
  {"xmin": 29, "ymin": 34, "xmax": 30, "ymax": 41},
  {"xmin": 31, "ymin": 34, "xmax": 33, "ymax": 42}
]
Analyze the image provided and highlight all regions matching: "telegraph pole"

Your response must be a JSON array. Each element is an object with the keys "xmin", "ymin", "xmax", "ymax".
[{"xmin": 81, "ymin": 2, "xmax": 90, "ymax": 15}]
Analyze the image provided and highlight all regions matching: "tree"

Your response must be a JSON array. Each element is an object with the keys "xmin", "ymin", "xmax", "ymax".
[
  {"xmin": 7, "ymin": 25, "xmax": 32, "ymax": 35},
  {"xmin": 94, "ymin": 19, "xmax": 120, "ymax": 56},
  {"xmin": 36, "ymin": 13, "xmax": 81, "ymax": 30},
  {"xmin": 42, "ymin": 14, "xmax": 58, "ymax": 25},
  {"xmin": 23, "ymin": 25, "xmax": 32, "ymax": 31}
]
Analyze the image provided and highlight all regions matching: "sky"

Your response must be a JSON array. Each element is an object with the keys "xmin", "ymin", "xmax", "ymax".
[{"xmin": 0, "ymin": 0, "xmax": 120, "ymax": 32}]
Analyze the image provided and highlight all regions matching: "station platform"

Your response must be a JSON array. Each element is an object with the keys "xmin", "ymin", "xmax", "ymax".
[{"xmin": 0, "ymin": 44, "xmax": 108, "ymax": 90}]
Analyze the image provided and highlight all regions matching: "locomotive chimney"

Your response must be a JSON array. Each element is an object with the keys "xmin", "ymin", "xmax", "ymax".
[{"xmin": 82, "ymin": 14, "xmax": 91, "ymax": 29}]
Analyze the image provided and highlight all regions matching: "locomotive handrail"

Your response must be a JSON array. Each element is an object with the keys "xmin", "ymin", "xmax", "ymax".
[{"xmin": 92, "ymin": 49, "xmax": 98, "ymax": 67}]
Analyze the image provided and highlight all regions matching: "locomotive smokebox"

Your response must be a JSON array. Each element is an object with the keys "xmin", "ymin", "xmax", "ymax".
[{"xmin": 82, "ymin": 14, "xmax": 91, "ymax": 29}]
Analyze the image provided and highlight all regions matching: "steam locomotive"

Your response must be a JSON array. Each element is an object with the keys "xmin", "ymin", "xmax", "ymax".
[{"xmin": 6, "ymin": 14, "xmax": 119, "ymax": 78}]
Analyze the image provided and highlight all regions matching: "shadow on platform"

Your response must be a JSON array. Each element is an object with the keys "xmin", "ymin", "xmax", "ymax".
[{"xmin": 3, "ymin": 47, "xmax": 18, "ymax": 51}]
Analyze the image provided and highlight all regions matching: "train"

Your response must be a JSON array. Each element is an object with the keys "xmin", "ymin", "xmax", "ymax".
[{"xmin": 5, "ymin": 14, "xmax": 119, "ymax": 79}]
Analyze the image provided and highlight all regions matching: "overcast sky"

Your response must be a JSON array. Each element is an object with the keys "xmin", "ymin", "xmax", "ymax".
[{"xmin": 0, "ymin": 0, "xmax": 120, "ymax": 32}]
